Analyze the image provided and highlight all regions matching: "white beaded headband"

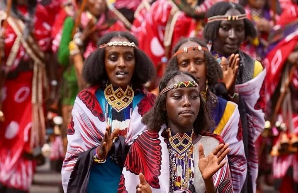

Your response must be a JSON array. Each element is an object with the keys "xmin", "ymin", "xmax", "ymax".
[
  {"xmin": 99, "ymin": 41, "xmax": 136, "ymax": 49},
  {"xmin": 207, "ymin": 14, "xmax": 247, "ymax": 23},
  {"xmin": 172, "ymin": 46, "xmax": 208, "ymax": 58}
]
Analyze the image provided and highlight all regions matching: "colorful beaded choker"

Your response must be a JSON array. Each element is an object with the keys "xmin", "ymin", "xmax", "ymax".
[
  {"xmin": 104, "ymin": 84, "xmax": 134, "ymax": 112},
  {"xmin": 160, "ymin": 80, "xmax": 199, "ymax": 94},
  {"xmin": 172, "ymin": 46, "xmax": 208, "ymax": 58},
  {"xmin": 207, "ymin": 14, "xmax": 247, "ymax": 23},
  {"xmin": 99, "ymin": 41, "xmax": 136, "ymax": 49},
  {"xmin": 167, "ymin": 128, "xmax": 195, "ymax": 191}
]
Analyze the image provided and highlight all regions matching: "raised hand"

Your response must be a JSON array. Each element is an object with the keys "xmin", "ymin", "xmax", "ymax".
[
  {"xmin": 198, "ymin": 143, "xmax": 229, "ymax": 180},
  {"xmin": 96, "ymin": 125, "xmax": 119, "ymax": 160},
  {"xmin": 136, "ymin": 173, "xmax": 152, "ymax": 193},
  {"xmin": 220, "ymin": 54, "xmax": 239, "ymax": 95}
]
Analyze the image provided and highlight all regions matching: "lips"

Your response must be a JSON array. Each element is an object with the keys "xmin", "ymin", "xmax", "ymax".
[
  {"xmin": 116, "ymin": 71, "xmax": 128, "ymax": 78},
  {"xmin": 179, "ymin": 110, "xmax": 194, "ymax": 115}
]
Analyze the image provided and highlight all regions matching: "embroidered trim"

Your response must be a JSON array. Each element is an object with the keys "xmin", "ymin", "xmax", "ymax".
[
  {"xmin": 104, "ymin": 84, "xmax": 134, "ymax": 112},
  {"xmin": 172, "ymin": 46, "xmax": 208, "ymax": 58},
  {"xmin": 160, "ymin": 80, "xmax": 198, "ymax": 94},
  {"xmin": 99, "ymin": 41, "xmax": 136, "ymax": 49},
  {"xmin": 207, "ymin": 14, "xmax": 247, "ymax": 23}
]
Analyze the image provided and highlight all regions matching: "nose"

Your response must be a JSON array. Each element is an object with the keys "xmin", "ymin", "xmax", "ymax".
[
  {"xmin": 228, "ymin": 29, "xmax": 237, "ymax": 39},
  {"xmin": 189, "ymin": 63, "xmax": 197, "ymax": 74},
  {"xmin": 182, "ymin": 95, "xmax": 191, "ymax": 107},
  {"xmin": 117, "ymin": 57, "xmax": 126, "ymax": 68}
]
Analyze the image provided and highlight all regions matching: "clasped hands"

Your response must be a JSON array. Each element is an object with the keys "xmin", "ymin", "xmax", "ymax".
[{"xmin": 136, "ymin": 143, "xmax": 230, "ymax": 193}]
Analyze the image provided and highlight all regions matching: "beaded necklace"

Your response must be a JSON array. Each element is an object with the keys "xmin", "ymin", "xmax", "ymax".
[{"xmin": 167, "ymin": 128, "xmax": 195, "ymax": 192}]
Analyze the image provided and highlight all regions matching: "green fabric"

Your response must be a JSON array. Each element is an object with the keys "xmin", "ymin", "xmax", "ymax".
[{"xmin": 58, "ymin": 17, "xmax": 78, "ymax": 105}]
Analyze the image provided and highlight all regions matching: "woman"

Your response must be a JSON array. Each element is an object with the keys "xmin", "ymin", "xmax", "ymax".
[
  {"xmin": 57, "ymin": 0, "xmax": 127, "ymax": 154},
  {"xmin": 166, "ymin": 37, "xmax": 247, "ymax": 193},
  {"xmin": 203, "ymin": 2, "xmax": 266, "ymax": 192},
  {"xmin": 61, "ymin": 31, "xmax": 156, "ymax": 193},
  {"xmin": 132, "ymin": 0, "xmax": 223, "ymax": 92},
  {"xmin": 120, "ymin": 71, "xmax": 233, "ymax": 193}
]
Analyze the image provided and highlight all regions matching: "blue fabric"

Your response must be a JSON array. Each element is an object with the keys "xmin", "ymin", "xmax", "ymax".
[
  {"xmin": 210, "ymin": 96, "xmax": 228, "ymax": 133},
  {"xmin": 87, "ymin": 158, "xmax": 121, "ymax": 193}
]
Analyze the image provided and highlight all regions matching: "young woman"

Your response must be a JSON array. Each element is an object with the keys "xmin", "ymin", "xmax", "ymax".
[
  {"xmin": 203, "ymin": 2, "xmax": 266, "ymax": 192},
  {"xmin": 166, "ymin": 37, "xmax": 247, "ymax": 193},
  {"xmin": 61, "ymin": 31, "xmax": 156, "ymax": 193},
  {"xmin": 120, "ymin": 71, "xmax": 233, "ymax": 193}
]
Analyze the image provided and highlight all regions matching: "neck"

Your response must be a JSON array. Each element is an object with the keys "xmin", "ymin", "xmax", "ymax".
[{"xmin": 168, "ymin": 124, "xmax": 193, "ymax": 134}]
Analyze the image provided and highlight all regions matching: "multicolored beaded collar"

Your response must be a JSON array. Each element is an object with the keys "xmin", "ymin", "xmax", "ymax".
[
  {"xmin": 207, "ymin": 14, "xmax": 247, "ymax": 23},
  {"xmin": 160, "ymin": 80, "xmax": 199, "ymax": 94},
  {"xmin": 99, "ymin": 41, "xmax": 136, "ymax": 49},
  {"xmin": 172, "ymin": 46, "xmax": 208, "ymax": 58}
]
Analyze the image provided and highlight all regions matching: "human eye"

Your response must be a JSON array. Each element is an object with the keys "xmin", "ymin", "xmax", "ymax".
[
  {"xmin": 171, "ymin": 93, "xmax": 182, "ymax": 100},
  {"xmin": 195, "ymin": 59, "xmax": 204, "ymax": 64},
  {"xmin": 125, "ymin": 53, "xmax": 134, "ymax": 61},
  {"xmin": 236, "ymin": 27, "xmax": 244, "ymax": 32},
  {"xmin": 221, "ymin": 25, "xmax": 229, "ymax": 31},
  {"xmin": 179, "ymin": 60, "xmax": 189, "ymax": 67},
  {"xmin": 109, "ymin": 54, "xmax": 118, "ymax": 62},
  {"xmin": 190, "ymin": 93, "xmax": 200, "ymax": 99}
]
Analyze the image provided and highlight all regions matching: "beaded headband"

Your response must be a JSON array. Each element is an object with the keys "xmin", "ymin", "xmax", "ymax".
[
  {"xmin": 207, "ymin": 14, "xmax": 247, "ymax": 23},
  {"xmin": 172, "ymin": 46, "xmax": 208, "ymax": 58},
  {"xmin": 160, "ymin": 80, "xmax": 199, "ymax": 94},
  {"xmin": 99, "ymin": 41, "xmax": 136, "ymax": 49}
]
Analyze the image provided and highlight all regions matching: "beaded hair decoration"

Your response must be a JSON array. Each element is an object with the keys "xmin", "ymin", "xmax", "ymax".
[
  {"xmin": 207, "ymin": 14, "xmax": 247, "ymax": 23},
  {"xmin": 172, "ymin": 46, "xmax": 208, "ymax": 58},
  {"xmin": 160, "ymin": 80, "xmax": 198, "ymax": 94},
  {"xmin": 99, "ymin": 41, "xmax": 136, "ymax": 48}
]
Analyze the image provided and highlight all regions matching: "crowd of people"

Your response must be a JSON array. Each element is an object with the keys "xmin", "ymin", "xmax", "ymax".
[{"xmin": 0, "ymin": 0, "xmax": 297, "ymax": 193}]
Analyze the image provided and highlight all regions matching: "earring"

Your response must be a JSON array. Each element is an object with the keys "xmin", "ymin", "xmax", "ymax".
[{"xmin": 200, "ymin": 79, "xmax": 208, "ymax": 100}]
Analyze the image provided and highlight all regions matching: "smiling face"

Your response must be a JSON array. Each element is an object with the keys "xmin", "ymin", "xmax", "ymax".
[
  {"xmin": 213, "ymin": 9, "xmax": 245, "ymax": 57},
  {"xmin": 166, "ymin": 74, "xmax": 200, "ymax": 133},
  {"xmin": 105, "ymin": 37, "xmax": 135, "ymax": 88},
  {"xmin": 177, "ymin": 41, "xmax": 206, "ymax": 92}
]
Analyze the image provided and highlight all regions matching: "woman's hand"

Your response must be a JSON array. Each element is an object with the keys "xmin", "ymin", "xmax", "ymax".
[
  {"xmin": 96, "ymin": 125, "xmax": 119, "ymax": 159},
  {"xmin": 198, "ymin": 143, "xmax": 229, "ymax": 180},
  {"xmin": 220, "ymin": 54, "xmax": 239, "ymax": 95},
  {"xmin": 80, "ymin": 18, "xmax": 96, "ymax": 43},
  {"xmin": 136, "ymin": 173, "xmax": 152, "ymax": 193}
]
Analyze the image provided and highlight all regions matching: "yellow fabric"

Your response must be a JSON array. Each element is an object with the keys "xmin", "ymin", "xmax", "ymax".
[
  {"xmin": 253, "ymin": 60, "xmax": 263, "ymax": 78},
  {"xmin": 214, "ymin": 102, "xmax": 236, "ymax": 135}
]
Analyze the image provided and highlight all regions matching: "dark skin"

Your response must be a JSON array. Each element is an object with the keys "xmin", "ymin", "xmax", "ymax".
[
  {"xmin": 213, "ymin": 8, "xmax": 246, "ymax": 100},
  {"xmin": 104, "ymin": 37, "xmax": 136, "ymax": 89},
  {"xmin": 96, "ymin": 37, "xmax": 136, "ymax": 158},
  {"xmin": 136, "ymin": 74, "xmax": 230, "ymax": 193},
  {"xmin": 177, "ymin": 41, "xmax": 207, "ymax": 93}
]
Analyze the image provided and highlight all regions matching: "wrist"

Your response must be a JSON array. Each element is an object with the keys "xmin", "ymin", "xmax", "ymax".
[{"xmin": 94, "ymin": 147, "xmax": 106, "ymax": 164}]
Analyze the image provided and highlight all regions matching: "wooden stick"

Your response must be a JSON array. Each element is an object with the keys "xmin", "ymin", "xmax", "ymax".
[{"xmin": 71, "ymin": 0, "xmax": 87, "ymax": 38}]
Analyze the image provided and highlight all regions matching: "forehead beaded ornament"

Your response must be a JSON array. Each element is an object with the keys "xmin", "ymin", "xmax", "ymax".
[
  {"xmin": 172, "ymin": 45, "xmax": 208, "ymax": 58},
  {"xmin": 99, "ymin": 41, "xmax": 136, "ymax": 48},
  {"xmin": 160, "ymin": 80, "xmax": 199, "ymax": 94},
  {"xmin": 207, "ymin": 14, "xmax": 247, "ymax": 23}
]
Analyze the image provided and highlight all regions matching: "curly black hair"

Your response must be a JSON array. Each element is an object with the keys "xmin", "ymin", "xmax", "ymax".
[
  {"xmin": 203, "ymin": 1, "xmax": 257, "ymax": 43},
  {"xmin": 142, "ymin": 70, "xmax": 212, "ymax": 134},
  {"xmin": 82, "ymin": 31, "xmax": 156, "ymax": 87},
  {"xmin": 166, "ymin": 37, "xmax": 222, "ymax": 90}
]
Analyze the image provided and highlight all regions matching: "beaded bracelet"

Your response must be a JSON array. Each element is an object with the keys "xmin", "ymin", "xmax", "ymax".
[{"xmin": 93, "ymin": 148, "xmax": 106, "ymax": 164}]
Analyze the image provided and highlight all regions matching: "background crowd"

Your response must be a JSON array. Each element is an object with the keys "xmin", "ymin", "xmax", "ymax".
[{"xmin": 0, "ymin": 0, "xmax": 297, "ymax": 192}]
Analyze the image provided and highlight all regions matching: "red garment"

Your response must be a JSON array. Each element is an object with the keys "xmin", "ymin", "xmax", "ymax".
[{"xmin": 0, "ymin": 4, "xmax": 52, "ymax": 191}]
